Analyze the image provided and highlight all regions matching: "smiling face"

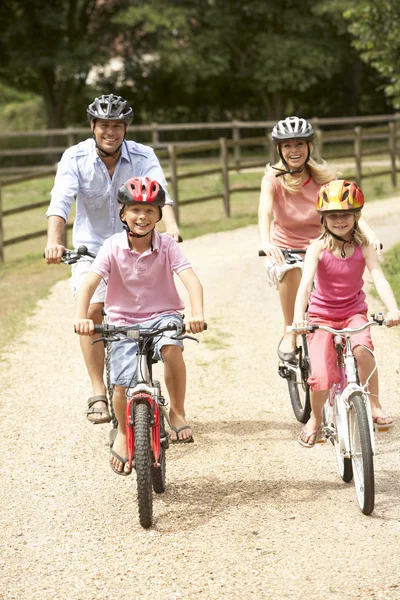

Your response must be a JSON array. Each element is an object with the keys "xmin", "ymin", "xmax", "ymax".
[
  {"xmin": 279, "ymin": 139, "xmax": 308, "ymax": 171},
  {"xmin": 324, "ymin": 211, "xmax": 356, "ymax": 239},
  {"xmin": 121, "ymin": 203, "xmax": 160, "ymax": 237},
  {"xmin": 91, "ymin": 119, "xmax": 126, "ymax": 155}
]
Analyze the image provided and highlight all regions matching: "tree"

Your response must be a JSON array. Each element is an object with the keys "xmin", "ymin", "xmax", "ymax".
[
  {"xmin": 344, "ymin": 1, "xmax": 400, "ymax": 108},
  {"xmin": 0, "ymin": 0, "xmax": 129, "ymax": 128}
]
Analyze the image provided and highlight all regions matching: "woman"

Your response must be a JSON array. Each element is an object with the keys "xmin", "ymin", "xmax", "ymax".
[{"xmin": 258, "ymin": 116, "xmax": 379, "ymax": 363}]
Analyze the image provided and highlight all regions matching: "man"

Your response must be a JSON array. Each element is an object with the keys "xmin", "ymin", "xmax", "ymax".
[{"xmin": 45, "ymin": 93, "xmax": 180, "ymax": 424}]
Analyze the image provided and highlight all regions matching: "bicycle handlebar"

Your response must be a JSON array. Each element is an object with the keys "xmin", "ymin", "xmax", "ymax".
[
  {"xmin": 92, "ymin": 321, "xmax": 207, "ymax": 342},
  {"xmin": 258, "ymin": 248, "xmax": 306, "ymax": 257},
  {"xmin": 287, "ymin": 313, "xmax": 386, "ymax": 335}
]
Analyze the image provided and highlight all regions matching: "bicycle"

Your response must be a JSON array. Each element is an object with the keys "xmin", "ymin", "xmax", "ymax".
[
  {"xmin": 259, "ymin": 248, "xmax": 311, "ymax": 423},
  {"xmin": 93, "ymin": 320, "xmax": 206, "ymax": 529},
  {"xmin": 288, "ymin": 313, "xmax": 387, "ymax": 515}
]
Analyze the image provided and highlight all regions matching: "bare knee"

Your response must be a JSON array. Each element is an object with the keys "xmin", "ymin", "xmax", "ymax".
[{"xmin": 161, "ymin": 345, "xmax": 183, "ymax": 365}]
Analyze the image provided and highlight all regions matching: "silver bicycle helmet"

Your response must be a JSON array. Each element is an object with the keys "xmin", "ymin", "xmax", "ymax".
[
  {"xmin": 271, "ymin": 116, "xmax": 314, "ymax": 143},
  {"xmin": 87, "ymin": 94, "xmax": 133, "ymax": 124}
]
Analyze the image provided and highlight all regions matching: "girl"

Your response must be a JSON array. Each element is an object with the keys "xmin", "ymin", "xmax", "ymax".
[
  {"xmin": 292, "ymin": 180, "xmax": 400, "ymax": 447},
  {"xmin": 258, "ymin": 116, "xmax": 380, "ymax": 363}
]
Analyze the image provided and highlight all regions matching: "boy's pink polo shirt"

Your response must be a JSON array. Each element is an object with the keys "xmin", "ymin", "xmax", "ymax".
[{"xmin": 91, "ymin": 230, "xmax": 191, "ymax": 325}]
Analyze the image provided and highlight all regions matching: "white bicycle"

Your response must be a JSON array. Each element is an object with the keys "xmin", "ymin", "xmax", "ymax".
[{"xmin": 289, "ymin": 313, "xmax": 387, "ymax": 515}]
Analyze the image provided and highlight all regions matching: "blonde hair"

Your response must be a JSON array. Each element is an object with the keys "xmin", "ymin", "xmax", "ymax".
[
  {"xmin": 319, "ymin": 212, "xmax": 369, "ymax": 250},
  {"xmin": 265, "ymin": 142, "xmax": 337, "ymax": 193}
]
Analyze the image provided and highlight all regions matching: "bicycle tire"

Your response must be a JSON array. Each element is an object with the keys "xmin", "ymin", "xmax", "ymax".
[
  {"xmin": 330, "ymin": 393, "xmax": 353, "ymax": 483},
  {"xmin": 287, "ymin": 334, "xmax": 311, "ymax": 423},
  {"xmin": 348, "ymin": 393, "xmax": 375, "ymax": 515},
  {"xmin": 152, "ymin": 418, "xmax": 166, "ymax": 494},
  {"xmin": 134, "ymin": 402, "xmax": 153, "ymax": 528},
  {"xmin": 105, "ymin": 341, "xmax": 117, "ymax": 429}
]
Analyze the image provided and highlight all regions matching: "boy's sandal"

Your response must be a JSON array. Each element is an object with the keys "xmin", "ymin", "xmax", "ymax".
[
  {"xmin": 86, "ymin": 395, "xmax": 112, "ymax": 424},
  {"xmin": 109, "ymin": 448, "xmax": 131, "ymax": 476},
  {"xmin": 372, "ymin": 415, "xmax": 394, "ymax": 431}
]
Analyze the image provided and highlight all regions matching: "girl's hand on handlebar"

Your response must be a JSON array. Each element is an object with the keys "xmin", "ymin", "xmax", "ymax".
[
  {"xmin": 261, "ymin": 243, "xmax": 285, "ymax": 265},
  {"xmin": 44, "ymin": 243, "xmax": 66, "ymax": 264},
  {"xmin": 290, "ymin": 318, "xmax": 309, "ymax": 334},
  {"xmin": 185, "ymin": 316, "xmax": 205, "ymax": 334},
  {"xmin": 385, "ymin": 310, "xmax": 400, "ymax": 328},
  {"xmin": 74, "ymin": 319, "xmax": 95, "ymax": 336},
  {"xmin": 371, "ymin": 239, "xmax": 382, "ymax": 256}
]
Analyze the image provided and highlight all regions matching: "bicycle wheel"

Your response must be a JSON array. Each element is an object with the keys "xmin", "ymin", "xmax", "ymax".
[
  {"xmin": 329, "ymin": 393, "xmax": 353, "ymax": 483},
  {"xmin": 134, "ymin": 402, "xmax": 153, "ymax": 528},
  {"xmin": 152, "ymin": 413, "xmax": 166, "ymax": 494},
  {"xmin": 105, "ymin": 341, "xmax": 117, "ymax": 429},
  {"xmin": 286, "ymin": 334, "xmax": 311, "ymax": 423},
  {"xmin": 348, "ymin": 393, "xmax": 375, "ymax": 515}
]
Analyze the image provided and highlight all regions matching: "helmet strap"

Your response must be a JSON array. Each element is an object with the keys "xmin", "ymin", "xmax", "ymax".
[{"xmin": 325, "ymin": 225, "xmax": 355, "ymax": 259}]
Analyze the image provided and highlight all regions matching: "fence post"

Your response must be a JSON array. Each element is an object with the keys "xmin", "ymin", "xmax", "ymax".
[
  {"xmin": 66, "ymin": 128, "xmax": 75, "ymax": 147},
  {"xmin": 168, "ymin": 144, "xmax": 179, "ymax": 224},
  {"xmin": 0, "ymin": 184, "xmax": 4, "ymax": 262},
  {"xmin": 151, "ymin": 123, "xmax": 159, "ymax": 147},
  {"xmin": 219, "ymin": 137, "xmax": 231, "ymax": 217},
  {"xmin": 354, "ymin": 126, "xmax": 362, "ymax": 187},
  {"xmin": 389, "ymin": 121, "xmax": 397, "ymax": 187},
  {"xmin": 232, "ymin": 120, "xmax": 241, "ymax": 172}
]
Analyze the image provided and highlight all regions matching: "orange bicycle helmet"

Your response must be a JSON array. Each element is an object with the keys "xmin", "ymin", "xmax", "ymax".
[{"xmin": 316, "ymin": 180, "xmax": 364, "ymax": 214}]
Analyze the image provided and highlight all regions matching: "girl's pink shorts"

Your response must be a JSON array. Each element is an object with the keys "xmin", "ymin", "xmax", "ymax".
[{"xmin": 307, "ymin": 313, "xmax": 374, "ymax": 392}]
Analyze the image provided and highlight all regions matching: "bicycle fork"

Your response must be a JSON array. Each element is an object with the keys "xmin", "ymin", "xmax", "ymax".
[{"xmin": 125, "ymin": 386, "xmax": 163, "ymax": 471}]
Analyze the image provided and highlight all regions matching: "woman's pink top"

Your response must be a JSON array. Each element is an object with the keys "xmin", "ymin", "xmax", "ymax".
[
  {"xmin": 309, "ymin": 245, "xmax": 368, "ymax": 319},
  {"xmin": 265, "ymin": 173, "xmax": 322, "ymax": 249}
]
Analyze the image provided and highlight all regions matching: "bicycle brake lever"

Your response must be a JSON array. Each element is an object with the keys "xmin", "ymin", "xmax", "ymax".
[{"xmin": 172, "ymin": 334, "xmax": 200, "ymax": 343}]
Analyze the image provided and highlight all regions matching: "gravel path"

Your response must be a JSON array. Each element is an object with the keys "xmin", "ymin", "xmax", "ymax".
[{"xmin": 1, "ymin": 197, "xmax": 400, "ymax": 600}]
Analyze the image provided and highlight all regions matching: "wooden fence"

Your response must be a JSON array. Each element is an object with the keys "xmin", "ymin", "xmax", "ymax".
[{"xmin": 0, "ymin": 116, "xmax": 399, "ymax": 261}]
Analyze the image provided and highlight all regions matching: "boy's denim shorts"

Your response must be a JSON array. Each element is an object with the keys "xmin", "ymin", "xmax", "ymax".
[{"xmin": 110, "ymin": 313, "xmax": 184, "ymax": 387}]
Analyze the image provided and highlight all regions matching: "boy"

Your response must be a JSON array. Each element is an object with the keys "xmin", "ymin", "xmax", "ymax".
[{"xmin": 74, "ymin": 177, "xmax": 204, "ymax": 474}]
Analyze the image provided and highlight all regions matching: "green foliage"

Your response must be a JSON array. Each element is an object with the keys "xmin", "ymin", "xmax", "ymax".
[
  {"xmin": 380, "ymin": 243, "xmax": 400, "ymax": 303},
  {"xmin": 344, "ymin": 2, "xmax": 400, "ymax": 108}
]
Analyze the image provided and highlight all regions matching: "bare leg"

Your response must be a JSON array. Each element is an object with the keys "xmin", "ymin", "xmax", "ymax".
[
  {"xmin": 354, "ymin": 345, "xmax": 393, "ymax": 425},
  {"xmin": 299, "ymin": 390, "xmax": 328, "ymax": 446},
  {"xmin": 79, "ymin": 302, "xmax": 109, "ymax": 422},
  {"xmin": 109, "ymin": 385, "xmax": 131, "ymax": 474},
  {"xmin": 278, "ymin": 268, "xmax": 302, "ymax": 353},
  {"xmin": 161, "ymin": 346, "xmax": 192, "ymax": 441}
]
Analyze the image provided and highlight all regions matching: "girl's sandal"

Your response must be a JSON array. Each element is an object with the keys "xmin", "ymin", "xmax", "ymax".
[
  {"xmin": 298, "ymin": 426, "xmax": 323, "ymax": 448},
  {"xmin": 372, "ymin": 415, "xmax": 394, "ymax": 432}
]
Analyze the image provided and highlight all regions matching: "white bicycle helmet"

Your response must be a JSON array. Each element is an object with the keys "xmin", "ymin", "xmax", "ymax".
[
  {"xmin": 87, "ymin": 93, "xmax": 133, "ymax": 124},
  {"xmin": 272, "ymin": 116, "xmax": 314, "ymax": 143}
]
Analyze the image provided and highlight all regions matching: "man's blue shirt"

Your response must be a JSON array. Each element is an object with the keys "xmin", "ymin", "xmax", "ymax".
[{"xmin": 46, "ymin": 138, "xmax": 172, "ymax": 253}]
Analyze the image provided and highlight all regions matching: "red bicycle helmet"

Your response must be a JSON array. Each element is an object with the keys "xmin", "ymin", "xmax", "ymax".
[
  {"xmin": 316, "ymin": 180, "xmax": 364, "ymax": 214},
  {"xmin": 117, "ymin": 177, "xmax": 166, "ymax": 207}
]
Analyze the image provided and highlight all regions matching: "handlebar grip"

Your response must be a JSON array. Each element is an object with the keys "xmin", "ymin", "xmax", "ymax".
[
  {"xmin": 204, "ymin": 323, "xmax": 208, "ymax": 330},
  {"xmin": 258, "ymin": 250, "xmax": 266, "ymax": 257},
  {"xmin": 178, "ymin": 235, "xmax": 183, "ymax": 243}
]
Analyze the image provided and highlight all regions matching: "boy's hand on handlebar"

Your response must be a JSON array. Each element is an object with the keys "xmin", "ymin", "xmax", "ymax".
[
  {"xmin": 44, "ymin": 244, "xmax": 65, "ymax": 264},
  {"xmin": 185, "ymin": 316, "xmax": 205, "ymax": 334},
  {"xmin": 261, "ymin": 243, "xmax": 285, "ymax": 265},
  {"xmin": 385, "ymin": 310, "xmax": 400, "ymax": 328},
  {"xmin": 74, "ymin": 319, "xmax": 95, "ymax": 336}
]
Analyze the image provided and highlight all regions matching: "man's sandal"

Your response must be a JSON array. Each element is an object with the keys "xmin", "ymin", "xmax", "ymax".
[{"xmin": 86, "ymin": 395, "xmax": 112, "ymax": 424}]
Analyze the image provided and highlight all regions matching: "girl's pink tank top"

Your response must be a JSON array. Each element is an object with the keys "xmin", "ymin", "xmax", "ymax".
[
  {"xmin": 309, "ymin": 245, "xmax": 368, "ymax": 319},
  {"xmin": 264, "ymin": 173, "xmax": 322, "ymax": 249}
]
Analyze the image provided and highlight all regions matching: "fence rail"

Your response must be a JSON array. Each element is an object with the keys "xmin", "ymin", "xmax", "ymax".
[{"xmin": 0, "ymin": 116, "xmax": 399, "ymax": 261}]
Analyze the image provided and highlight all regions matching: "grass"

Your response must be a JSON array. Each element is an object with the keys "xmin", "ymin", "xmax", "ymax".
[
  {"xmin": 378, "ymin": 243, "xmax": 400, "ymax": 303},
  {"xmin": 1, "ymin": 156, "xmax": 399, "ymax": 353}
]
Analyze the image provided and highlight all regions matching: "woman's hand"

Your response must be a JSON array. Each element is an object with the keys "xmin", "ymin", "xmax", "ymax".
[{"xmin": 262, "ymin": 243, "xmax": 285, "ymax": 265}]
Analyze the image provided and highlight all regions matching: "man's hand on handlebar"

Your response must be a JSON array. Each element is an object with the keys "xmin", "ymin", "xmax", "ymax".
[{"xmin": 44, "ymin": 243, "xmax": 66, "ymax": 264}]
